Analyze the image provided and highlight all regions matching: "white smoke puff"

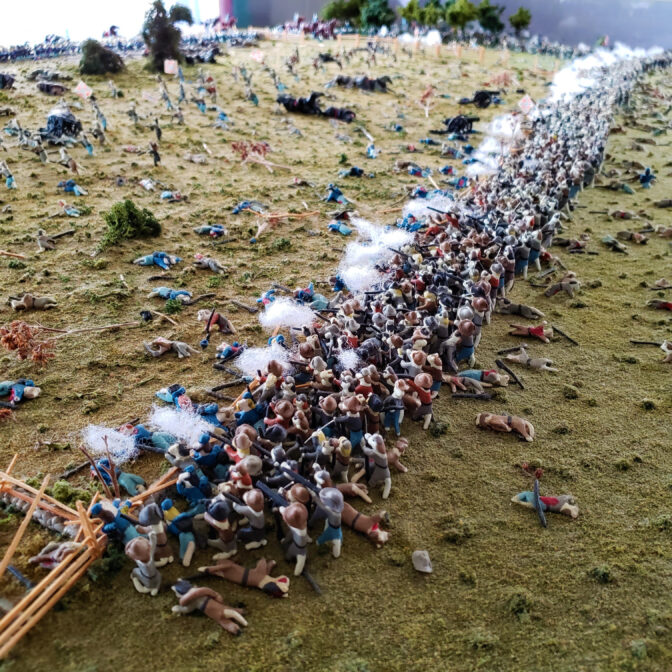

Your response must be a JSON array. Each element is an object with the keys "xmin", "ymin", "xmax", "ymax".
[
  {"xmin": 82, "ymin": 425, "xmax": 138, "ymax": 464},
  {"xmin": 467, "ymin": 113, "xmax": 523, "ymax": 177},
  {"xmin": 337, "ymin": 217, "xmax": 413, "ymax": 291},
  {"xmin": 346, "ymin": 217, "xmax": 414, "ymax": 259},
  {"xmin": 236, "ymin": 342, "xmax": 292, "ymax": 377},
  {"xmin": 259, "ymin": 298, "xmax": 317, "ymax": 330},
  {"xmin": 148, "ymin": 405, "xmax": 211, "ymax": 447},
  {"xmin": 337, "ymin": 349, "xmax": 362, "ymax": 372},
  {"xmin": 423, "ymin": 30, "xmax": 441, "ymax": 46},
  {"xmin": 402, "ymin": 195, "xmax": 454, "ymax": 221},
  {"xmin": 339, "ymin": 265, "xmax": 383, "ymax": 292}
]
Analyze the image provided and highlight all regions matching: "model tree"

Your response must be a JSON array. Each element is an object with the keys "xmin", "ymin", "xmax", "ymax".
[
  {"xmin": 509, "ymin": 6, "xmax": 532, "ymax": 36},
  {"xmin": 477, "ymin": 0, "xmax": 504, "ymax": 35},
  {"xmin": 446, "ymin": 0, "xmax": 477, "ymax": 37},
  {"xmin": 142, "ymin": 0, "xmax": 193, "ymax": 72},
  {"xmin": 400, "ymin": 0, "xmax": 424, "ymax": 24},
  {"xmin": 322, "ymin": 0, "xmax": 365, "ymax": 25},
  {"xmin": 423, "ymin": 0, "xmax": 445, "ymax": 26},
  {"xmin": 360, "ymin": 0, "xmax": 396, "ymax": 27}
]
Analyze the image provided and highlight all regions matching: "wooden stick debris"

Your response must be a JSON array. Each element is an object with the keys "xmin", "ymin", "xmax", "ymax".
[
  {"xmin": 185, "ymin": 293, "xmax": 216, "ymax": 306},
  {"xmin": 149, "ymin": 309, "xmax": 178, "ymax": 326},
  {"xmin": 211, "ymin": 379, "xmax": 246, "ymax": 391},
  {"xmin": 0, "ymin": 250, "xmax": 26, "ymax": 259},
  {"xmin": 230, "ymin": 299, "xmax": 258, "ymax": 313},
  {"xmin": 58, "ymin": 461, "xmax": 90, "ymax": 480}
]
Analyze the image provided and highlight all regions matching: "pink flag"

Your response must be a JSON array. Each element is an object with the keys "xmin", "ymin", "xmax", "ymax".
[
  {"xmin": 518, "ymin": 94, "xmax": 535, "ymax": 115},
  {"xmin": 75, "ymin": 80, "xmax": 93, "ymax": 99},
  {"xmin": 164, "ymin": 59, "xmax": 179, "ymax": 75}
]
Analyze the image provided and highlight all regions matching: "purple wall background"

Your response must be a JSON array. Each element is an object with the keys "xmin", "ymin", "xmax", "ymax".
[{"xmin": 235, "ymin": 0, "xmax": 669, "ymax": 48}]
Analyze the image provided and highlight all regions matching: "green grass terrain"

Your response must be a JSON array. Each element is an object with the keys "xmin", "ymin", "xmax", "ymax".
[{"xmin": 0, "ymin": 41, "xmax": 671, "ymax": 672}]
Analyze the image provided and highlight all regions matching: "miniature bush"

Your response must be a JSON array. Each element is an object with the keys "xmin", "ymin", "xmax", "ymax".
[
  {"xmin": 51, "ymin": 480, "xmax": 92, "ymax": 507},
  {"xmin": 164, "ymin": 298, "xmax": 184, "ymax": 314},
  {"xmin": 100, "ymin": 199, "xmax": 161, "ymax": 250},
  {"xmin": 79, "ymin": 39, "xmax": 124, "ymax": 75},
  {"xmin": 506, "ymin": 586, "xmax": 533, "ymax": 620},
  {"xmin": 589, "ymin": 565, "xmax": 615, "ymax": 584}
]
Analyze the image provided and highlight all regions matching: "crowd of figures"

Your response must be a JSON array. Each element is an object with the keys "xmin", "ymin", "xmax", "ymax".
[{"xmin": 26, "ymin": 49, "xmax": 660, "ymax": 635}]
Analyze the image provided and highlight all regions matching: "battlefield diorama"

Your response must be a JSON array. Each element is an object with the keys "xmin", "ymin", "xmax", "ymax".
[{"xmin": 1, "ymin": 1, "xmax": 671, "ymax": 670}]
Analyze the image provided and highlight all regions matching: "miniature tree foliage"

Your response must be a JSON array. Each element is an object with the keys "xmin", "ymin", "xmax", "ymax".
[
  {"xmin": 423, "ymin": 1, "xmax": 445, "ymax": 27},
  {"xmin": 321, "ymin": 0, "xmax": 365, "ymax": 25},
  {"xmin": 509, "ymin": 6, "xmax": 532, "ymax": 35},
  {"xmin": 446, "ymin": 0, "xmax": 478, "ymax": 35},
  {"xmin": 142, "ymin": 0, "xmax": 193, "ymax": 72},
  {"xmin": 79, "ymin": 39, "xmax": 124, "ymax": 75},
  {"xmin": 477, "ymin": 0, "xmax": 505, "ymax": 34},
  {"xmin": 360, "ymin": 0, "xmax": 396, "ymax": 27},
  {"xmin": 100, "ymin": 199, "xmax": 161, "ymax": 249},
  {"xmin": 400, "ymin": 0, "xmax": 424, "ymax": 24}
]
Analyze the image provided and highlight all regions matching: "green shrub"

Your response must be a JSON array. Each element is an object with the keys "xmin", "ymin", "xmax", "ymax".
[
  {"xmin": 79, "ymin": 39, "xmax": 125, "ymax": 75},
  {"xmin": 164, "ymin": 298, "xmax": 184, "ymax": 314},
  {"xmin": 100, "ymin": 199, "xmax": 161, "ymax": 250}
]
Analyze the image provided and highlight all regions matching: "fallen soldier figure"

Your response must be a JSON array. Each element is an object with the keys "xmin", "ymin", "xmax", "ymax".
[
  {"xmin": 277, "ymin": 92, "xmax": 355, "ymax": 123},
  {"xmin": 476, "ymin": 412, "xmax": 535, "ymax": 441},
  {"xmin": 144, "ymin": 337, "xmax": 199, "ymax": 359},
  {"xmin": 505, "ymin": 345, "xmax": 558, "ymax": 372},
  {"xmin": 37, "ymin": 81, "xmax": 67, "ymax": 96},
  {"xmin": 198, "ymin": 557, "xmax": 290, "ymax": 598},
  {"xmin": 544, "ymin": 272, "xmax": 580, "ymax": 298},
  {"xmin": 171, "ymin": 580, "xmax": 248, "ymax": 635},
  {"xmin": 193, "ymin": 253, "xmax": 227, "ymax": 274},
  {"xmin": 9, "ymin": 293, "xmax": 57, "ymax": 311},
  {"xmin": 508, "ymin": 322, "xmax": 553, "ymax": 343},
  {"xmin": 512, "ymin": 490, "xmax": 579, "ymax": 519},
  {"xmin": 495, "ymin": 298, "xmax": 545, "ymax": 319},
  {"xmin": 327, "ymin": 75, "xmax": 392, "ymax": 92}
]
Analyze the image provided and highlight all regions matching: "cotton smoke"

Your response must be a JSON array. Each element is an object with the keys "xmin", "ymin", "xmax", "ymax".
[
  {"xmin": 337, "ymin": 349, "xmax": 362, "ymax": 372},
  {"xmin": 337, "ymin": 217, "xmax": 414, "ymax": 291},
  {"xmin": 148, "ymin": 405, "xmax": 211, "ymax": 447},
  {"xmin": 402, "ymin": 194, "xmax": 454, "ymax": 220},
  {"xmin": 468, "ymin": 114, "xmax": 522, "ymax": 177},
  {"xmin": 236, "ymin": 342, "xmax": 292, "ymax": 377},
  {"xmin": 82, "ymin": 425, "xmax": 139, "ymax": 464},
  {"xmin": 259, "ymin": 298, "xmax": 317, "ymax": 330}
]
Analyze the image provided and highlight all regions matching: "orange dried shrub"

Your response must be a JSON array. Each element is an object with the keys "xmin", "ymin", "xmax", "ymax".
[
  {"xmin": 0, "ymin": 321, "xmax": 55, "ymax": 366},
  {"xmin": 0, "ymin": 408, "xmax": 15, "ymax": 422},
  {"xmin": 231, "ymin": 140, "xmax": 270, "ymax": 161}
]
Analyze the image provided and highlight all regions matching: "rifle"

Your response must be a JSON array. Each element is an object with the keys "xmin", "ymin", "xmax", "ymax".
[
  {"xmin": 256, "ymin": 481, "xmax": 288, "ymax": 543},
  {"xmin": 495, "ymin": 358, "xmax": 524, "ymax": 390},
  {"xmin": 279, "ymin": 466, "xmax": 320, "ymax": 495},
  {"xmin": 388, "ymin": 247, "xmax": 410, "ymax": 258},
  {"xmin": 256, "ymin": 481, "xmax": 289, "ymax": 508},
  {"xmin": 219, "ymin": 490, "xmax": 244, "ymax": 506},
  {"xmin": 533, "ymin": 479, "xmax": 547, "ymax": 528}
]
